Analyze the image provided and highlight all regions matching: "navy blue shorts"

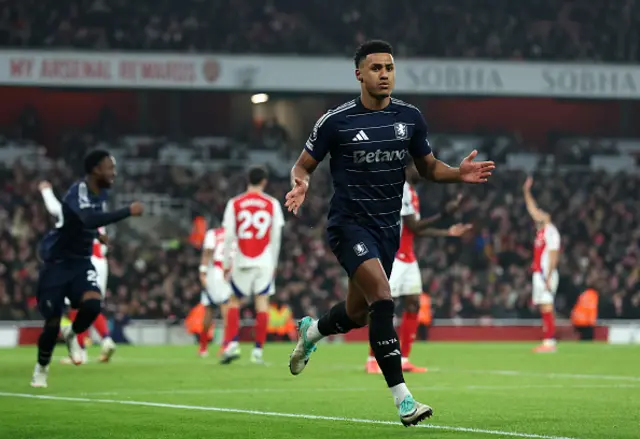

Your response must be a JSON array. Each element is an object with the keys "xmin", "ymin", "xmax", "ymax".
[
  {"xmin": 327, "ymin": 224, "xmax": 399, "ymax": 279},
  {"xmin": 36, "ymin": 259, "xmax": 101, "ymax": 319}
]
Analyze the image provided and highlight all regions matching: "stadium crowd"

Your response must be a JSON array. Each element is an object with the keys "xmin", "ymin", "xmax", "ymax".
[
  {"xmin": 0, "ymin": 0, "xmax": 638, "ymax": 61},
  {"xmin": 0, "ymin": 151, "xmax": 638, "ymax": 322}
]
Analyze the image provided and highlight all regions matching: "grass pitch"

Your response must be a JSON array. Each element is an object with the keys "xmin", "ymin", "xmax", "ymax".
[{"xmin": 1, "ymin": 341, "xmax": 638, "ymax": 439}]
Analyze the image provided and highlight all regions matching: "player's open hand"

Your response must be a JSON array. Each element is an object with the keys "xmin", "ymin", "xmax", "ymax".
[
  {"xmin": 129, "ymin": 202, "xmax": 144, "ymax": 216},
  {"xmin": 523, "ymin": 176, "xmax": 533, "ymax": 192},
  {"xmin": 448, "ymin": 223, "xmax": 473, "ymax": 237},
  {"xmin": 459, "ymin": 150, "xmax": 495, "ymax": 183},
  {"xmin": 38, "ymin": 181, "xmax": 52, "ymax": 191},
  {"xmin": 285, "ymin": 177, "xmax": 308, "ymax": 215}
]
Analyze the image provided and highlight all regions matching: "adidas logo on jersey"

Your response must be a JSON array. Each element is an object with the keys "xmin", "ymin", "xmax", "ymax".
[
  {"xmin": 352, "ymin": 130, "xmax": 369, "ymax": 142},
  {"xmin": 353, "ymin": 149, "xmax": 407, "ymax": 164}
]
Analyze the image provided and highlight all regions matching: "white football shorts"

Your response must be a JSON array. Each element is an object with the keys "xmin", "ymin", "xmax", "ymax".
[
  {"xmin": 201, "ymin": 266, "xmax": 232, "ymax": 305},
  {"xmin": 532, "ymin": 271, "xmax": 559, "ymax": 306},
  {"xmin": 229, "ymin": 266, "xmax": 275, "ymax": 297},
  {"xmin": 91, "ymin": 256, "xmax": 108, "ymax": 297},
  {"xmin": 389, "ymin": 259, "xmax": 422, "ymax": 298}
]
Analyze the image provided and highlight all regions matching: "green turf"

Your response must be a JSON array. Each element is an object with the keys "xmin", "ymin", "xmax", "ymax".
[{"xmin": 0, "ymin": 342, "xmax": 639, "ymax": 439}]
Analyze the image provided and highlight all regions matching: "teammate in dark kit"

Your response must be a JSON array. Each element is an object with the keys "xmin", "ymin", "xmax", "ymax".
[
  {"xmin": 31, "ymin": 150, "xmax": 143, "ymax": 388},
  {"xmin": 285, "ymin": 40, "xmax": 495, "ymax": 426}
]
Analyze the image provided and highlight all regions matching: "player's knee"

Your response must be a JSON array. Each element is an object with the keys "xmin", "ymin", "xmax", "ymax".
[
  {"xmin": 254, "ymin": 295, "xmax": 269, "ymax": 313},
  {"xmin": 404, "ymin": 295, "xmax": 420, "ymax": 314},
  {"xmin": 44, "ymin": 317, "xmax": 61, "ymax": 328},
  {"xmin": 82, "ymin": 298, "xmax": 102, "ymax": 315},
  {"xmin": 366, "ymin": 279, "xmax": 392, "ymax": 303},
  {"xmin": 539, "ymin": 304, "xmax": 554, "ymax": 313}
]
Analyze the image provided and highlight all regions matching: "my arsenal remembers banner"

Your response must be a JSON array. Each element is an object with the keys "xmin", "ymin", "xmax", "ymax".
[{"xmin": 0, "ymin": 50, "xmax": 639, "ymax": 99}]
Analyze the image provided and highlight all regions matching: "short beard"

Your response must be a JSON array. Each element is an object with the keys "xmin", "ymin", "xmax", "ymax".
[{"xmin": 368, "ymin": 89, "xmax": 390, "ymax": 101}]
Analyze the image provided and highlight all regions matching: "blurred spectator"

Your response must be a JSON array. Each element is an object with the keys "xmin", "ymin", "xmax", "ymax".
[
  {"xmin": 0, "ymin": 148, "xmax": 638, "ymax": 321},
  {"xmin": 0, "ymin": 0, "xmax": 639, "ymax": 61}
]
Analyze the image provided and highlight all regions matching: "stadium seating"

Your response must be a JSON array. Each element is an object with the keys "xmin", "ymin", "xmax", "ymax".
[
  {"xmin": 0, "ymin": 0, "xmax": 637, "ymax": 61},
  {"xmin": 0, "ymin": 133, "xmax": 638, "ymax": 322}
]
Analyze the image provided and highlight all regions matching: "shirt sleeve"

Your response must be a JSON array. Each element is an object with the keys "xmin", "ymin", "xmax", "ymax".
[
  {"xmin": 545, "ymin": 225, "xmax": 561, "ymax": 251},
  {"xmin": 400, "ymin": 183, "xmax": 416, "ymax": 216},
  {"xmin": 222, "ymin": 200, "xmax": 236, "ymax": 269},
  {"xmin": 304, "ymin": 112, "xmax": 335, "ymax": 162},
  {"xmin": 40, "ymin": 187, "xmax": 63, "ymax": 219},
  {"xmin": 408, "ymin": 109, "xmax": 433, "ymax": 158},
  {"xmin": 270, "ymin": 199, "xmax": 284, "ymax": 267},
  {"xmin": 272, "ymin": 199, "xmax": 285, "ymax": 229},
  {"xmin": 65, "ymin": 182, "xmax": 130, "ymax": 228},
  {"xmin": 202, "ymin": 229, "xmax": 216, "ymax": 250}
]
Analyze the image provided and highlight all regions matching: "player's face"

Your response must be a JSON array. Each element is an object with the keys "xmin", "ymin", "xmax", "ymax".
[
  {"xmin": 96, "ymin": 156, "xmax": 117, "ymax": 188},
  {"xmin": 357, "ymin": 53, "xmax": 395, "ymax": 100}
]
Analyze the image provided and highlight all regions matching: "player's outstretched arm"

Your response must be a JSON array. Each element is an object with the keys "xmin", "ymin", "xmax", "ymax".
[
  {"xmin": 403, "ymin": 212, "xmax": 472, "ymax": 237},
  {"xmin": 414, "ymin": 151, "xmax": 494, "ymax": 184},
  {"xmin": 418, "ymin": 224, "xmax": 473, "ymax": 237},
  {"xmin": 71, "ymin": 195, "xmax": 143, "ymax": 228},
  {"xmin": 67, "ymin": 183, "xmax": 143, "ymax": 228},
  {"xmin": 522, "ymin": 176, "xmax": 547, "ymax": 222},
  {"xmin": 78, "ymin": 202, "xmax": 142, "ymax": 228},
  {"xmin": 285, "ymin": 150, "xmax": 318, "ymax": 215}
]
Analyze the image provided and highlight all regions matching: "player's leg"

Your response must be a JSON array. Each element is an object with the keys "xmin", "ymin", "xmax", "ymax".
[
  {"xmin": 220, "ymin": 267, "xmax": 250, "ymax": 364},
  {"xmin": 209, "ymin": 266, "xmax": 232, "ymax": 356},
  {"xmin": 59, "ymin": 301, "xmax": 89, "ymax": 365},
  {"xmin": 366, "ymin": 258, "xmax": 405, "ymax": 374},
  {"xmin": 220, "ymin": 293, "xmax": 241, "ymax": 364},
  {"xmin": 201, "ymin": 306, "xmax": 214, "ymax": 357},
  {"xmin": 63, "ymin": 264, "xmax": 105, "ymax": 363},
  {"xmin": 350, "ymin": 259, "xmax": 432, "ymax": 424},
  {"xmin": 252, "ymin": 294, "xmax": 269, "ymax": 364},
  {"xmin": 399, "ymin": 294, "xmax": 426, "ymax": 373},
  {"xmin": 93, "ymin": 259, "xmax": 116, "ymax": 362},
  {"xmin": 290, "ymin": 226, "xmax": 369, "ymax": 374},
  {"xmin": 32, "ymin": 316, "xmax": 60, "ymax": 387},
  {"xmin": 216, "ymin": 301, "xmax": 229, "ymax": 356},
  {"xmin": 292, "ymin": 276, "xmax": 368, "ymax": 368},
  {"xmin": 33, "ymin": 266, "xmax": 72, "ymax": 386},
  {"xmin": 532, "ymin": 272, "xmax": 557, "ymax": 353},
  {"xmin": 199, "ymin": 289, "xmax": 214, "ymax": 357},
  {"xmin": 289, "ymin": 227, "xmax": 432, "ymax": 425},
  {"xmin": 251, "ymin": 272, "xmax": 275, "ymax": 364},
  {"xmin": 293, "ymin": 258, "xmax": 431, "ymax": 419}
]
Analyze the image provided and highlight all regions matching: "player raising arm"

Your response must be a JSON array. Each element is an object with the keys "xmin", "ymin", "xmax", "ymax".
[
  {"xmin": 32, "ymin": 150, "xmax": 143, "ymax": 388},
  {"xmin": 285, "ymin": 40, "xmax": 494, "ymax": 426},
  {"xmin": 523, "ymin": 176, "xmax": 561, "ymax": 353},
  {"xmin": 38, "ymin": 181, "xmax": 116, "ymax": 364}
]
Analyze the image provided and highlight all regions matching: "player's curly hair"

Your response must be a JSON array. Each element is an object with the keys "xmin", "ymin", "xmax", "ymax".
[
  {"xmin": 83, "ymin": 149, "xmax": 111, "ymax": 175},
  {"xmin": 354, "ymin": 40, "xmax": 394, "ymax": 68}
]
